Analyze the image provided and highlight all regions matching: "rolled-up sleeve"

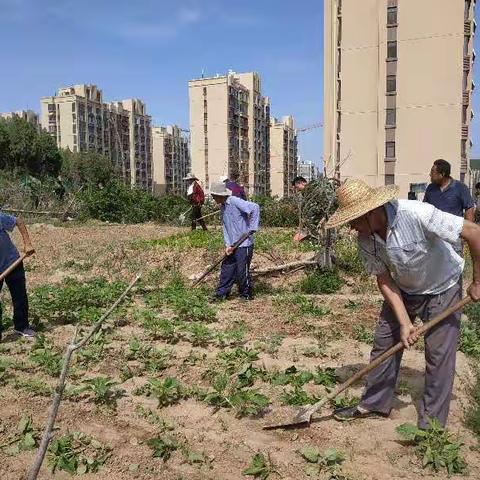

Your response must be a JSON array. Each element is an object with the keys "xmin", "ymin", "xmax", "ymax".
[
  {"xmin": 0, "ymin": 213, "xmax": 16, "ymax": 232},
  {"xmin": 416, "ymin": 202, "xmax": 464, "ymax": 244},
  {"xmin": 358, "ymin": 238, "xmax": 388, "ymax": 276}
]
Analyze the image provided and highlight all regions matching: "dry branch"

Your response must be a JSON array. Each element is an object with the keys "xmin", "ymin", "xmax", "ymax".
[
  {"xmin": 27, "ymin": 273, "xmax": 141, "ymax": 480},
  {"xmin": 251, "ymin": 259, "xmax": 317, "ymax": 276}
]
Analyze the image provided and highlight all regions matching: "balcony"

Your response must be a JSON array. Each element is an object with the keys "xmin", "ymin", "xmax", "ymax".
[
  {"xmin": 461, "ymin": 125, "xmax": 469, "ymax": 139},
  {"xmin": 463, "ymin": 90, "xmax": 471, "ymax": 104},
  {"xmin": 464, "ymin": 55, "xmax": 471, "ymax": 71},
  {"xmin": 465, "ymin": 20, "xmax": 472, "ymax": 35}
]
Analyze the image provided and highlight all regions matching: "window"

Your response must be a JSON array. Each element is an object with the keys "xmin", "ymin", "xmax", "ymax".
[
  {"xmin": 385, "ymin": 141, "xmax": 396, "ymax": 158},
  {"xmin": 385, "ymin": 174, "xmax": 395, "ymax": 185},
  {"xmin": 386, "ymin": 75, "xmax": 396, "ymax": 93},
  {"xmin": 386, "ymin": 108, "xmax": 396, "ymax": 126},
  {"xmin": 387, "ymin": 6, "xmax": 397, "ymax": 26},
  {"xmin": 387, "ymin": 41, "xmax": 397, "ymax": 59}
]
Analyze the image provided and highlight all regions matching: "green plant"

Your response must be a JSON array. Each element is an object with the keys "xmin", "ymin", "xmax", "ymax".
[
  {"xmin": 267, "ymin": 365, "xmax": 313, "ymax": 387},
  {"xmin": 332, "ymin": 395, "xmax": 359, "ymax": 409},
  {"xmin": 184, "ymin": 322, "xmax": 214, "ymax": 346},
  {"xmin": 140, "ymin": 311, "xmax": 180, "ymax": 343},
  {"xmin": 146, "ymin": 436, "xmax": 179, "ymax": 461},
  {"xmin": 280, "ymin": 386, "xmax": 318, "ymax": 406},
  {"xmin": 143, "ymin": 377, "xmax": 184, "ymax": 407},
  {"xmin": 299, "ymin": 270, "xmax": 343, "ymax": 294},
  {"xmin": 13, "ymin": 377, "xmax": 52, "ymax": 396},
  {"xmin": 335, "ymin": 233, "xmax": 365, "ymax": 275},
  {"xmin": 352, "ymin": 324, "xmax": 374, "ymax": 345},
  {"xmin": 216, "ymin": 321, "xmax": 247, "ymax": 347},
  {"xmin": 48, "ymin": 432, "xmax": 111, "ymax": 475},
  {"xmin": 29, "ymin": 334, "xmax": 63, "ymax": 377},
  {"xmin": 30, "ymin": 277, "xmax": 129, "ymax": 327},
  {"xmin": 298, "ymin": 446, "xmax": 348, "ymax": 478},
  {"xmin": 459, "ymin": 319, "xmax": 480, "ymax": 358},
  {"xmin": 0, "ymin": 416, "xmax": 38, "ymax": 455},
  {"xmin": 465, "ymin": 369, "xmax": 480, "ymax": 439},
  {"xmin": 243, "ymin": 452, "xmax": 279, "ymax": 479},
  {"xmin": 313, "ymin": 367, "xmax": 339, "ymax": 387},
  {"xmin": 79, "ymin": 377, "xmax": 121, "ymax": 406},
  {"xmin": 396, "ymin": 418, "xmax": 467, "ymax": 474},
  {"xmin": 77, "ymin": 331, "xmax": 106, "ymax": 366}
]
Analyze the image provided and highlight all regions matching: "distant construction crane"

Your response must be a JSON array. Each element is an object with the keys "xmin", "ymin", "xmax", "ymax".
[{"xmin": 297, "ymin": 122, "xmax": 323, "ymax": 133}]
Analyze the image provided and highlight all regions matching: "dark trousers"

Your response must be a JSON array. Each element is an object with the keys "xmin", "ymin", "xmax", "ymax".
[
  {"xmin": 0, "ymin": 263, "xmax": 29, "ymax": 332},
  {"xmin": 191, "ymin": 205, "xmax": 207, "ymax": 231},
  {"xmin": 360, "ymin": 281, "xmax": 461, "ymax": 428},
  {"xmin": 216, "ymin": 246, "xmax": 254, "ymax": 299}
]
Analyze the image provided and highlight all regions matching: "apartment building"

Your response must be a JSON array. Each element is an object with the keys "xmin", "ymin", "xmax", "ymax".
[
  {"xmin": 189, "ymin": 71, "xmax": 270, "ymax": 195},
  {"xmin": 152, "ymin": 125, "xmax": 190, "ymax": 196},
  {"xmin": 1, "ymin": 110, "xmax": 39, "ymax": 128},
  {"xmin": 298, "ymin": 160, "xmax": 318, "ymax": 183},
  {"xmin": 270, "ymin": 116, "xmax": 298, "ymax": 198},
  {"xmin": 40, "ymin": 84, "xmax": 153, "ymax": 191},
  {"xmin": 324, "ymin": 0, "xmax": 476, "ymax": 198}
]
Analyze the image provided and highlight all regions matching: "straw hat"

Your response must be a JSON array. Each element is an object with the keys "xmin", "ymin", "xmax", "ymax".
[
  {"xmin": 325, "ymin": 179, "xmax": 399, "ymax": 229},
  {"xmin": 209, "ymin": 182, "xmax": 231, "ymax": 197},
  {"xmin": 183, "ymin": 172, "xmax": 198, "ymax": 181}
]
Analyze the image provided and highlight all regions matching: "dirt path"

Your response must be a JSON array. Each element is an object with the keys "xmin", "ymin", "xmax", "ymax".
[{"xmin": 0, "ymin": 224, "xmax": 478, "ymax": 479}]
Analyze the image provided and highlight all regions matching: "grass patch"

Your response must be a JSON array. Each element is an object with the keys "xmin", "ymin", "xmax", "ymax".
[{"xmin": 299, "ymin": 270, "xmax": 343, "ymax": 294}]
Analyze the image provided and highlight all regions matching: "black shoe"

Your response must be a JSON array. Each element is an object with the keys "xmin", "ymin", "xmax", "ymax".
[
  {"xmin": 14, "ymin": 327, "xmax": 37, "ymax": 339},
  {"xmin": 333, "ymin": 406, "xmax": 389, "ymax": 422}
]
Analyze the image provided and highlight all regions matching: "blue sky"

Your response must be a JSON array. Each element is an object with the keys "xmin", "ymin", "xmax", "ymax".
[{"xmin": 0, "ymin": 0, "xmax": 478, "ymax": 169}]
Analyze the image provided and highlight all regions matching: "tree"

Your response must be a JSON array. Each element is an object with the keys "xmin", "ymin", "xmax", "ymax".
[{"xmin": 61, "ymin": 150, "xmax": 117, "ymax": 187}]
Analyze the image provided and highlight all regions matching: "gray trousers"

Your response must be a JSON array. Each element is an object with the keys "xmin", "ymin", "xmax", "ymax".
[{"xmin": 360, "ymin": 281, "xmax": 461, "ymax": 428}]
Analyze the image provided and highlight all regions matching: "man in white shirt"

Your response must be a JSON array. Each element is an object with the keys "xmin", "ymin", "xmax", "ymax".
[{"xmin": 325, "ymin": 179, "xmax": 480, "ymax": 429}]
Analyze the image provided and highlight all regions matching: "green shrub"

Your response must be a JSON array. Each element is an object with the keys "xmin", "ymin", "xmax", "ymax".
[
  {"xmin": 466, "ymin": 370, "xmax": 480, "ymax": 439},
  {"xmin": 299, "ymin": 269, "xmax": 343, "ymax": 294},
  {"xmin": 335, "ymin": 233, "xmax": 364, "ymax": 274},
  {"xmin": 250, "ymin": 195, "xmax": 298, "ymax": 227}
]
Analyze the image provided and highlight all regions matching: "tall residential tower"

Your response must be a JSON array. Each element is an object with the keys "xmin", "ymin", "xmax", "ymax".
[{"xmin": 323, "ymin": 0, "xmax": 476, "ymax": 197}]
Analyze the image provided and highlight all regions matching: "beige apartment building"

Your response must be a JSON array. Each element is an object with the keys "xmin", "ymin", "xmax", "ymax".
[
  {"xmin": 152, "ymin": 125, "xmax": 190, "ymax": 196},
  {"xmin": 270, "ymin": 116, "xmax": 298, "ymax": 198},
  {"xmin": 189, "ymin": 71, "xmax": 270, "ymax": 195},
  {"xmin": 40, "ymin": 84, "xmax": 153, "ymax": 191},
  {"xmin": 324, "ymin": 0, "xmax": 476, "ymax": 198},
  {"xmin": 1, "ymin": 110, "xmax": 39, "ymax": 128}
]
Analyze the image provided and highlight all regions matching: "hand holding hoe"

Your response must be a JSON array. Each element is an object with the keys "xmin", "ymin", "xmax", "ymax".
[
  {"xmin": 263, "ymin": 296, "xmax": 471, "ymax": 430},
  {"xmin": 192, "ymin": 231, "xmax": 253, "ymax": 287}
]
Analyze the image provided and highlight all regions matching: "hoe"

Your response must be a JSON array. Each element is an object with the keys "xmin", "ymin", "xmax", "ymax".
[{"xmin": 263, "ymin": 296, "xmax": 471, "ymax": 430}]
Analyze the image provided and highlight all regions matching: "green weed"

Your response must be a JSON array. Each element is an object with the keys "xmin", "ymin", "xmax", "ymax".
[
  {"xmin": 0, "ymin": 416, "xmax": 38, "ymax": 455},
  {"xmin": 146, "ymin": 435, "xmax": 179, "ymax": 461},
  {"xmin": 12, "ymin": 377, "xmax": 52, "ymax": 397},
  {"xmin": 243, "ymin": 452, "xmax": 279, "ymax": 479},
  {"xmin": 313, "ymin": 367, "xmax": 339, "ymax": 387},
  {"xmin": 79, "ymin": 377, "xmax": 122, "ymax": 406},
  {"xmin": 29, "ymin": 335, "xmax": 63, "ymax": 377},
  {"xmin": 30, "ymin": 277, "xmax": 129, "ymax": 327},
  {"xmin": 396, "ymin": 419, "xmax": 467, "ymax": 474},
  {"xmin": 48, "ymin": 432, "xmax": 111, "ymax": 475},
  {"xmin": 465, "ymin": 369, "xmax": 480, "ymax": 439},
  {"xmin": 299, "ymin": 270, "xmax": 343, "ymax": 294},
  {"xmin": 140, "ymin": 377, "xmax": 184, "ymax": 408},
  {"xmin": 352, "ymin": 325, "xmax": 374, "ymax": 345},
  {"xmin": 280, "ymin": 386, "xmax": 318, "ymax": 406},
  {"xmin": 298, "ymin": 446, "xmax": 349, "ymax": 478},
  {"xmin": 332, "ymin": 395, "xmax": 359, "ymax": 409}
]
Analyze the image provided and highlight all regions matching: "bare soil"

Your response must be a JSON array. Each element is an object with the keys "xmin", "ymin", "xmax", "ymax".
[{"xmin": 0, "ymin": 222, "xmax": 478, "ymax": 480}]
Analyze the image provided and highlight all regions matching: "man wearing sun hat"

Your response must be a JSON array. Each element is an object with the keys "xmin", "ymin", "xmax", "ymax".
[
  {"xmin": 184, "ymin": 172, "xmax": 207, "ymax": 231},
  {"xmin": 209, "ymin": 182, "xmax": 260, "ymax": 302},
  {"xmin": 326, "ymin": 179, "xmax": 480, "ymax": 428}
]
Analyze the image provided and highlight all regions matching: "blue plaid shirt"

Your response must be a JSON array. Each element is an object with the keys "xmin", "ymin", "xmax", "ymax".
[{"xmin": 221, "ymin": 196, "xmax": 260, "ymax": 247}]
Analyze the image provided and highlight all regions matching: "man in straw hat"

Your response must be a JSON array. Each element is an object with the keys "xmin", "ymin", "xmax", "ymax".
[
  {"xmin": 326, "ymin": 178, "xmax": 480, "ymax": 428},
  {"xmin": 209, "ymin": 182, "xmax": 260, "ymax": 302},
  {"xmin": 184, "ymin": 173, "xmax": 207, "ymax": 231}
]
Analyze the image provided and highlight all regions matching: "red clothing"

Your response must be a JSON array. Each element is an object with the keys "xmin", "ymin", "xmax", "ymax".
[{"xmin": 189, "ymin": 182, "xmax": 205, "ymax": 205}]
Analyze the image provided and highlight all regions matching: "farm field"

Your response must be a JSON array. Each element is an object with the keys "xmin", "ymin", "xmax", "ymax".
[{"xmin": 0, "ymin": 222, "xmax": 479, "ymax": 480}]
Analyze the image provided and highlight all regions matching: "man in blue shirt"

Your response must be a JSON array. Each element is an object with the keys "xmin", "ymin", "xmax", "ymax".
[
  {"xmin": 209, "ymin": 182, "xmax": 260, "ymax": 301},
  {"xmin": 0, "ymin": 212, "xmax": 36, "ymax": 340},
  {"xmin": 424, "ymin": 159, "xmax": 475, "ymax": 221}
]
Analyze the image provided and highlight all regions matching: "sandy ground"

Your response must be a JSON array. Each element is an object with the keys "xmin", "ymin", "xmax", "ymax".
[{"xmin": 0, "ymin": 222, "xmax": 478, "ymax": 480}]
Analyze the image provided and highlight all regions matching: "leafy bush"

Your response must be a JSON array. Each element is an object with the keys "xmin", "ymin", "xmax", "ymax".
[
  {"xmin": 250, "ymin": 195, "xmax": 298, "ymax": 227},
  {"xmin": 396, "ymin": 419, "xmax": 467, "ymax": 474},
  {"xmin": 466, "ymin": 369, "xmax": 480, "ymax": 439},
  {"xmin": 48, "ymin": 432, "xmax": 111, "ymax": 475},
  {"xmin": 299, "ymin": 269, "xmax": 343, "ymax": 294}
]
